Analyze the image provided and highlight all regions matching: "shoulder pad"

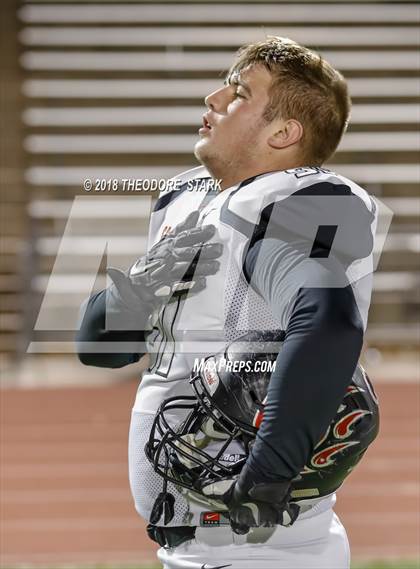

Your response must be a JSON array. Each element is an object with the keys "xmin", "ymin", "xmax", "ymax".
[
  {"xmin": 153, "ymin": 165, "xmax": 211, "ymax": 212},
  {"xmin": 226, "ymin": 168, "xmax": 375, "ymax": 260}
]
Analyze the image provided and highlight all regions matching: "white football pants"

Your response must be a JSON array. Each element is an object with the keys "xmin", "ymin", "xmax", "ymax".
[{"xmin": 157, "ymin": 499, "xmax": 350, "ymax": 569}]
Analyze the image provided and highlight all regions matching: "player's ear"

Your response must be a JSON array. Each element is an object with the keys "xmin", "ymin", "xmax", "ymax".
[{"xmin": 267, "ymin": 119, "xmax": 303, "ymax": 150}]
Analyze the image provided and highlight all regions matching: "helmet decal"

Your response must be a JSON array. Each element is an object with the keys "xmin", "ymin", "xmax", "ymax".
[
  {"xmin": 252, "ymin": 396, "xmax": 267, "ymax": 429},
  {"xmin": 333, "ymin": 410, "xmax": 372, "ymax": 440},
  {"xmin": 203, "ymin": 358, "xmax": 220, "ymax": 395},
  {"xmin": 345, "ymin": 384, "xmax": 363, "ymax": 396},
  {"xmin": 311, "ymin": 441, "xmax": 359, "ymax": 468},
  {"xmin": 314, "ymin": 425, "xmax": 330, "ymax": 449}
]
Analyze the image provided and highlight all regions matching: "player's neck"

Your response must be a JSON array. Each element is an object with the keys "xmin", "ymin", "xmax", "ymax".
[{"xmin": 216, "ymin": 159, "xmax": 305, "ymax": 191}]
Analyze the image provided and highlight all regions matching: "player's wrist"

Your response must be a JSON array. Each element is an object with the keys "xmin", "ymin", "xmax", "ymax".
[
  {"xmin": 247, "ymin": 480, "xmax": 292, "ymax": 504},
  {"xmin": 235, "ymin": 462, "xmax": 291, "ymax": 497},
  {"xmin": 106, "ymin": 269, "xmax": 159, "ymax": 337},
  {"xmin": 107, "ymin": 267, "xmax": 155, "ymax": 311}
]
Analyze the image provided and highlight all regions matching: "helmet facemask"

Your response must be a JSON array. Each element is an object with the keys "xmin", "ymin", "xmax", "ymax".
[{"xmin": 146, "ymin": 380, "xmax": 248, "ymax": 497}]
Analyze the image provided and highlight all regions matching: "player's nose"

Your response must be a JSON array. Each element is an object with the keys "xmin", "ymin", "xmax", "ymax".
[{"xmin": 204, "ymin": 86, "xmax": 229, "ymax": 114}]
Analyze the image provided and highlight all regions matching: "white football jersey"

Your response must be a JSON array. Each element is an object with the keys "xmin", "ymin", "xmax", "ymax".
[
  {"xmin": 129, "ymin": 165, "xmax": 381, "ymax": 526},
  {"xmin": 133, "ymin": 165, "xmax": 379, "ymax": 414}
]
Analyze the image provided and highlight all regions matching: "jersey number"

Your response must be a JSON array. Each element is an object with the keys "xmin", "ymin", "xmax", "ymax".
[{"xmin": 148, "ymin": 298, "xmax": 181, "ymax": 378}]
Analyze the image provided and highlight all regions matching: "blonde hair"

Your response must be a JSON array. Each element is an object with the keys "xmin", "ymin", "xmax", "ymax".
[{"xmin": 228, "ymin": 37, "xmax": 351, "ymax": 165}]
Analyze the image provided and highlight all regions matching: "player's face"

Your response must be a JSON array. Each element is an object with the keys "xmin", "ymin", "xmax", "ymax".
[{"xmin": 194, "ymin": 64, "xmax": 275, "ymax": 185}]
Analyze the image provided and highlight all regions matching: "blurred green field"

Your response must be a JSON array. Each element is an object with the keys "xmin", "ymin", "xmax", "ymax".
[
  {"xmin": 125, "ymin": 562, "xmax": 420, "ymax": 569},
  {"xmin": 99, "ymin": 561, "xmax": 419, "ymax": 569},
  {"xmin": 352, "ymin": 563, "xmax": 419, "ymax": 569},
  {"xmin": 121, "ymin": 562, "xmax": 420, "ymax": 569},
  {"xmin": 94, "ymin": 564, "xmax": 420, "ymax": 569},
  {"xmin": 42, "ymin": 561, "xmax": 419, "ymax": 569},
  {"xmin": 131, "ymin": 564, "xmax": 417, "ymax": 569},
  {"xmin": 129, "ymin": 563, "xmax": 420, "ymax": 569},
  {"xmin": 4, "ymin": 562, "xmax": 419, "ymax": 569}
]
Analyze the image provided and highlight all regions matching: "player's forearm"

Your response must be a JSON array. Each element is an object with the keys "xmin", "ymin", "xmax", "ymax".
[
  {"xmin": 76, "ymin": 287, "xmax": 146, "ymax": 368},
  {"xmin": 238, "ymin": 285, "xmax": 364, "ymax": 488}
]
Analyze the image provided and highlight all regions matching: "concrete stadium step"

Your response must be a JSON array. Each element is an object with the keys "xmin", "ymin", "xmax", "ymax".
[
  {"xmin": 27, "ymin": 196, "xmax": 420, "ymax": 217},
  {"xmin": 31, "ymin": 236, "xmax": 419, "ymax": 274},
  {"xmin": 0, "ymin": 333, "xmax": 22, "ymax": 354},
  {"xmin": 24, "ymin": 164, "xmax": 420, "ymax": 188},
  {"xmin": 0, "ymin": 314, "xmax": 23, "ymax": 333},
  {"xmin": 0, "ymin": 294, "xmax": 25, "ymax": 313},
  {"xmin": 21, "ymin": 104, "xmax": 420, "ymax": 127},
  {"xmin": 22, "ymin": 132, "xmax": 420, "ymax": 154},
  {"xmin": 0, "ymin": 253, "xmax": 24, "ymax": 273},
  {"xmin": 27, "ymin": 292, "xmax": 420, "ymax": 331},
  {"xmin": 18, "ymin": 3, "xmax": 420, "ymax": 25},
  {"xmin": 19, "ymin": 26, "xmax": 420, "ymax": 47},
  {"xmin": 21, "ymin": 77, "xmax": 420, "ymax": 99},
  {"xmin": 365, "ymin": 323, "xmax": 420, "ymax": 347},
  {"xmin": 21, "ymin": 49, "xmax": 420, "ymax": 72},
  {"xmin": 30, "ymin": 272, "xmax": 420, "ymax": 295}
]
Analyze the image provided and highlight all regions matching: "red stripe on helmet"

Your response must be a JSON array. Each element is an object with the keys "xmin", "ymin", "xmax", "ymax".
[
  {"xmin": 311, "ymin": 441, "xmax": 358, "ymax": 468},
  {"xmin": 333, "ymin": 410, "xmax": 371, "ymax": 440}
]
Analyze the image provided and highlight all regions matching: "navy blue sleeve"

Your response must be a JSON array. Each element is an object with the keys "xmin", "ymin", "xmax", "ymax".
[
  {"xmin": 237, "ymin": 238, "xmax": 364, "ymax": 489},
  {"xmin": 76, "ymin": 288, "xmax": 145, "ymax": 368}
]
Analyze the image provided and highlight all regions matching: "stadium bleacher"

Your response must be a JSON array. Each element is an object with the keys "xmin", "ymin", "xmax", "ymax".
[{"xmin": 1, "ymin": 0, "xmax": 419, "ymax": 364}]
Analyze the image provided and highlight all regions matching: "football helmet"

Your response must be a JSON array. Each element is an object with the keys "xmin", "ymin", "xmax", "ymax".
[{"xmin": 145, "ymin": 330, "xmax": 379, "ymax": 506}]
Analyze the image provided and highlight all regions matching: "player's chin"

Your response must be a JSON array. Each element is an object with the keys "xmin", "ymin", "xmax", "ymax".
[{"xmin": 194, "ymin": 138, "xmax": 211, "ymax": 162}]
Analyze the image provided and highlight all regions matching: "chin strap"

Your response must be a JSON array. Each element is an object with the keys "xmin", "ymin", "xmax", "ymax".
[{"xmin": 150, "ymin": 475, "xmax": 176, "ymax": 526}]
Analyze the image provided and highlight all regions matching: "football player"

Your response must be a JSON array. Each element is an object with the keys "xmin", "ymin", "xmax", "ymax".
[{"xmin": 77, "ymin": 37, "xmax": 381, "ymax": 569}]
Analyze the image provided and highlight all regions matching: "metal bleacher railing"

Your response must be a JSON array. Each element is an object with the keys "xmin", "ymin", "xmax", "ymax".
[{"xmin": 3, "ymin": 0, "xmax": 419, "ymax": 361}]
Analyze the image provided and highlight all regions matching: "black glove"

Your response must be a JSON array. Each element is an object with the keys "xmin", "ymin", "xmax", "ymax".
[
  {"xmin": 202, "ymin": 478, "xmax": 299, "ymax": 535},
  {"xmin": 107, "ymin": 211, "xmax": 223, "ymax": 315}
]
